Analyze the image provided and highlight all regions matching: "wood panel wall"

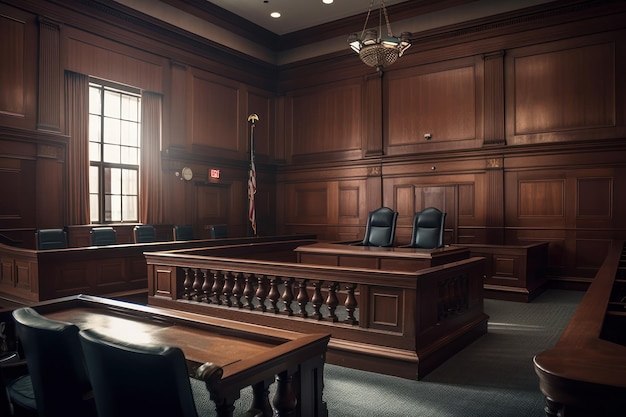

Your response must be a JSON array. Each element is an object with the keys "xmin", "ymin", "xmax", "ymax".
[{"xmin": 0, "ymin": 0, "xmax": 625, "ymax": 287}]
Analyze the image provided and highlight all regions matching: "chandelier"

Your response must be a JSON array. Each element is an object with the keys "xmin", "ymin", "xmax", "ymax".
[{"xmin": 347, "ymin": 0, "xmax": 411, "ymax": 73}]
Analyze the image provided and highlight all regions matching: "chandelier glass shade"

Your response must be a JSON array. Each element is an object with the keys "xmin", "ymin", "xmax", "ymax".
[{"xmin": 348, "ymin": 0, "xmax": 411, "ymax": 72}]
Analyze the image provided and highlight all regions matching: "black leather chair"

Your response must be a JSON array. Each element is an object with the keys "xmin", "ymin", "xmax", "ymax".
[
  {"xmin": 405, "ymin": 207, "xmax": 446, "ymax": 249},
  {"xmin": 352, "ymin": 207, "xmax": 398, "ymax": 247},
  {"xmin": 209, "ymin": 224, "xmax": 228, "ymax": 239},
  {"xmin": 35, "ymin": 229, "xmax": 67, "ymax": 250},
  {"xmin": 0, "ymin": 350, "xmax": 36, "ymax": 417},
  {"xmin": 90, "ymin": 227, "xmax": 117, "ymax": 246},
  {"xmin": 173, "ymin": 225, "xmax": 194, "ymax": 241},
  {"xmin": 12, "ymin": 307, "xmax": 96, "ymax": 417},
  {"xmin": 133, "ymin": 225, "xmax": 155, "ymax": 243},
  {"xmin": 78, "ymin": 328, "xmax": 202, "ymax": 417}
]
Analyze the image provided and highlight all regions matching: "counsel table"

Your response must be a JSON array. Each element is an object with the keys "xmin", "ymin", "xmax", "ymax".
[
  {"xmin": 294, "ymin": 242, "xmax": 469, "ymax": 271},
  {"xmin": 31, "ymin": 294, "xmax": 330, "ymax": 417}
]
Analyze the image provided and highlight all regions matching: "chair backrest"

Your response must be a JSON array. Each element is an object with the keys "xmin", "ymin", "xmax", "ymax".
[
  {"xmin": 90, "ymin": 227, "xmax": 117, "ymax": 246},
  {"xmin": 12, "ymin": 307, "xmax": 96, "ymax": 417},
  {"xmin": 408, "ymin": 207, "xmax": 446, "ymax": 249},
  {"xmin": 173, "ymin": 225, "xmax": 194, "ymax": 241},
  {"xmin": 78, "ymin": 328, "xmax": 199, "ymax": 417},
  {"xmin": 209, "ymin": 224, "xmax": 228, "ymax": 239},
  {"xmin": 133, "ymin": 225, "xmax": 155, "ymax": 243},
  {"xmin": 36, "ymin": 229, "xmax": 67, "ymax": 250},
  {"xmin": 359, "ymin": 207, "xmax": 398, "ymax": 247}
]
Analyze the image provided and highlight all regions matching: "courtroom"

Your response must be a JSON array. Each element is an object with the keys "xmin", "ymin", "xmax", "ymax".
[{"xmin": 0, "ymin": 1, "xmax": 625, "ymax": 417}]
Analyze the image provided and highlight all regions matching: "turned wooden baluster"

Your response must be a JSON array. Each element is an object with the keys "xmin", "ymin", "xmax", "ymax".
[
  {"xmin": 255, "ymin": 275, "xmax": 268, "ymax": 312},
  {"xmin": 250, "ymin": 378, "xmax": 274, "ymax": 417},
  {"xmin": 343, "ymin": 283, "xmax": 359, "ymax": 325},
  {"xmin": 273, "ymin": 371, "xmax": 297, "ymax": 417},
  {"xmin": 326, "ymin": 282, "xmax": 339, "ymax": 322},
  {"xmin": 268, "ymin": 276, "xmax": 282, "ymax": 314},
  {"xmin": 192, "ymin": 268, "xmax": 204, "ymax": 301},
  {"xmin": 210, "ymin": 269, "xmax": 223, "ymax": 305},
  {"xmin": 182, "ymin": 267, "xmax": 193, "ymax": 300},
  {"xmin": 311, "ymin": 280, "xmax": 324, "ymax": 320},
  {"xmin": 281, "ymin": 277, "xmax": 294, "ymax": 316},
  {"xmin": 231, "ymin": 272, "xmax": 244, "ymax": 308},
  {"xmin": 296, "ymin": 278, "xmax": 309, "ymax": 318},
  {"xmin": 201, "ymin": 268, "xmax": 213, "ymax": 304},
  {"xmin": 221, "ymin": 271, "xmax": 234, "ymax": 307},
  {"xmin": 243, "ymin": 273, "xmax": 256, "ymax": 310}
]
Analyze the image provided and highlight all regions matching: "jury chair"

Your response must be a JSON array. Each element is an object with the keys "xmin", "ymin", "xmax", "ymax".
[
  {"xmin": 208, "ymin": 224, "xmax": 229, "ymax": 239},
  {"xmin": 79, "ymin": 328, "xmax": 243, "ymax": 417},
  {"xmin": 133, "ymin": 224, "xmax": 155, "ymax": 243},
  {"xmin": 12, "ymin": 307, "xmax": 96, "ymax": 417},
  {"xmin": 35, "ymin": 229, "xmax": 67, "ymax": 250},
  {"xmin": 0, "ymin": 350, "xmax": 37, "ymax": 417},
  {"xmin": 352, "ymin": 207, "xmax": 398, "ymax": 247},
  {"xmin": 90, "ymin": 227, "xmax": 117, "ymax": 246},
  {"xmin": 405, "ymin": 207, "xmax": 446, "ymax": 249},
  {"xmin": 173, "ymin": 225, "xmax": 195, "ymax": 241}
]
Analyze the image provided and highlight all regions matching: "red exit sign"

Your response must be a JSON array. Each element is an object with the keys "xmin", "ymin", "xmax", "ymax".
[{"xmin": 209, "ymin": 168, "xmax": 220, "ymax": 179}]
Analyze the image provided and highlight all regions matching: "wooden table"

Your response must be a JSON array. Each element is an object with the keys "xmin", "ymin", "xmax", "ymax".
[
  {"xmin": 31, "ymin": 294, "xmax": 330, "ymax": 417},
  {"xmin": 294, "ymin": 242, "xmax": 469, "ymax": 271}
]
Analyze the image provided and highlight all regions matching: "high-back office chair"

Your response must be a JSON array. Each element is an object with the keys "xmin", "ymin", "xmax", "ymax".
[
  {"xmin": 208, "ymin": 224, "xmax": 228, "ymax": 239},
  {"xmin": 0, "ymin": 350, "xmax": 36, "ymax": 417},
  {"xmin": 90, "ymin": 227, "xmax": 117, "ymax": 246},
  {"xmin": 173, "ymin": 225, "xmax": 194, "ymax": 241},
  {"xmin": 12, "ymin": 307, "xmax": 96, "ymax": 417},
  {"xmin": 133, "ymin": 225, "xmax": 155, "ymax": 243},
  {"xmin": 352, "ymin": 207, "xmax": 398, "ymax": 247},
  {"xmin": 35, "ymin": 229, "xmax": 67, "ymax": 250},
  {"xmin": 78, "ymin": 329, "xmax": 201, "ymax": 417},
  {"xmin": 406, "ymin": 207, "xmax": 446, "ymax": 249}
]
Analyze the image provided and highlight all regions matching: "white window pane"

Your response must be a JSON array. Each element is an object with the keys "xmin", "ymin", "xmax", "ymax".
[
  {"xmin": 89, "ymin": 142, "xmax": 100, "ymax": 162},
  {"xmin": 103, "ymin": 118, "xmax": 120, "ymax": 144},
  {"xmin": 122, "ymin": 196, "xmax": 138, "ymax": 221},
  {"xmin": 110, "ymin": 168, "xmax": 122, "ymax": 194},
  {"xmin": 89, "ymin": 87, "xmax": 101, "ymax": 114},
  {"xmin": 122, "ymin": 169, "xmax": 138, "ymax": 195},
  {"xmin": 89, "ymin": 166, "xmax": 99, "ymax": 193},
  {"xmin": 121, "ymin": 146, "xmax": 138, "ymax": 165},
  {"xmin": 104, "ymin": 90, "xmax": 120, "ymax": 118},
  {"xmin": 90, "ymin": 194, "xmax": 99, "ymax": 223},
  {"xmin": 89, "ymin": 115, "xmax": 101, "ymax": 142},
  {"xmin": 105, "ymin": 195, "xmax": 122, "ymax": 222},
  {"xmin": 103, "ymin": 144, "xmax": 120, "ymax": 163},
  {"xmin": 121, "ymin": 120, "xmax": 138, "ymax": 147},
  {"xmin": 121, "ymin": 95, "xmax": 139, "ymax": 122}
]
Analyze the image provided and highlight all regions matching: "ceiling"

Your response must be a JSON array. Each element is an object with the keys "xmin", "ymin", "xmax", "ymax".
[
  {"xmin": 205, "ymin": 0, "xmax": 410, "ymax": 36},
  {"xmin": 113, "ymin": 0, "xmax": 556, "ymax": 66}
]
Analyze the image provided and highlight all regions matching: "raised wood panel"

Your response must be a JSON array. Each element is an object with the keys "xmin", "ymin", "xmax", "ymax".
[
  {"xmin": 575, "ymin": 239, "xmax": 611, "ymax": 270},
  {"xmin": 190, "ymin": 74, "xmax": 239, "ymax": 151},
  {"xmin": 518, "ymin": 180, "xmax": 564, "ymax": 217},
  {"xmin": 337, "ymin": 183, "xmax": 361, "ymax": 224},
  {"xmin": 384, "ymin": 57, "xmax": 482, "ymax": 156},
  {"xmin": 0, "ymin": 13, "xmax": 25, "ymax": 117},
  {"xmin": 577, "ymin": 177, "xmax": 612, "ymax": 218},
  {"xmin": 458, "ymin": 184, "xmax": 475, "ymax": 217},
  {"xmin": 514, "ymin": 43, "xmax": 614, "ymax": 134},
  {"xmin": 370, "ymin": 289, "xmax": 402, "ymax": 332},
  {"xmin": 290, "ymin": 82, "xmax": 361, "ymax": 156},
  {"xmin": 506, "ymin": 32, "xmax": 626, "ymax": 144}
]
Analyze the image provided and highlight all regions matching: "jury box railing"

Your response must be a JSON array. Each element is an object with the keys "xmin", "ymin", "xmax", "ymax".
[{"xmin": 144, "ymin": 239, "xmax": 487, "ymax": 379}]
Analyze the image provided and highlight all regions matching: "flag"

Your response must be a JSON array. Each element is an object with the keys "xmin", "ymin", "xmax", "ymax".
[
  {"xmin": 248, "ymin": 158, "xmax": 257, "ymax": 235},
  {"xmin": 247, "ymin": 114, "xmax": 259, "ymax": 236}
]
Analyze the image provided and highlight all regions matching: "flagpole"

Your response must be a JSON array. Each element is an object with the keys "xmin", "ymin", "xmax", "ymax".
[{"xmin": 247, "ymin": 114, "xmax": 259, "ymax": 236}]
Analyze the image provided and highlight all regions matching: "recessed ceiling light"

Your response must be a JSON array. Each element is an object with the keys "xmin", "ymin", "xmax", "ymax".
[
  {"xmin": 270, "ymin": 12, "xmax": 281, "ymax": 18},
  {"xmin": 322, "ymin": 0, "xmax": 334, "ymax": 4}
]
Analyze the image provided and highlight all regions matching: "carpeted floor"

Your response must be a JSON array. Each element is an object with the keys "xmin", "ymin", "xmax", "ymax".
[{"xmin": 191, "ymin": 289, "xmax": 584, "ymax": 417}]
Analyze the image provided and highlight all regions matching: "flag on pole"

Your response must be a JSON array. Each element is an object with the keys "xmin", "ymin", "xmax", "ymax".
[{"xmin": 247, "ymin": 114, "xmax": 259, "ymax": 236}]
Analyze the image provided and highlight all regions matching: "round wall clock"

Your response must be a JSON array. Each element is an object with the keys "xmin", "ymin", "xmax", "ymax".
[{"xmin": 181, "ymin": 166, "xmax": 193, "ymax": 181}]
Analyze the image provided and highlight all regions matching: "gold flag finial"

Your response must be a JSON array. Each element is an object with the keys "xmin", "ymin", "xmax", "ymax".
[{"xmin": 247, "ymin": 114, "xmax": 259, "ymax": 124}]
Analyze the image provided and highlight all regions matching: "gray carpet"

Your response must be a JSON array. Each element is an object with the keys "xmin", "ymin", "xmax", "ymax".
[{"xmin": 191, "ymin": 289, "xmax": 584, "ymax": 417}]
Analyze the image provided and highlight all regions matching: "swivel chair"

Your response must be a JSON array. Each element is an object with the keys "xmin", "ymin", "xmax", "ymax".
[
  {"xmin": 12, "ymin": 307, "xmax": 96, "ymax": 417},
  {"xmin": 405, "ymin": 207, "xmax": 446, "ymax": 249},
  {"xmin": 352, "ymin": 207, "xmax": 398, "ymax": 247}
]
